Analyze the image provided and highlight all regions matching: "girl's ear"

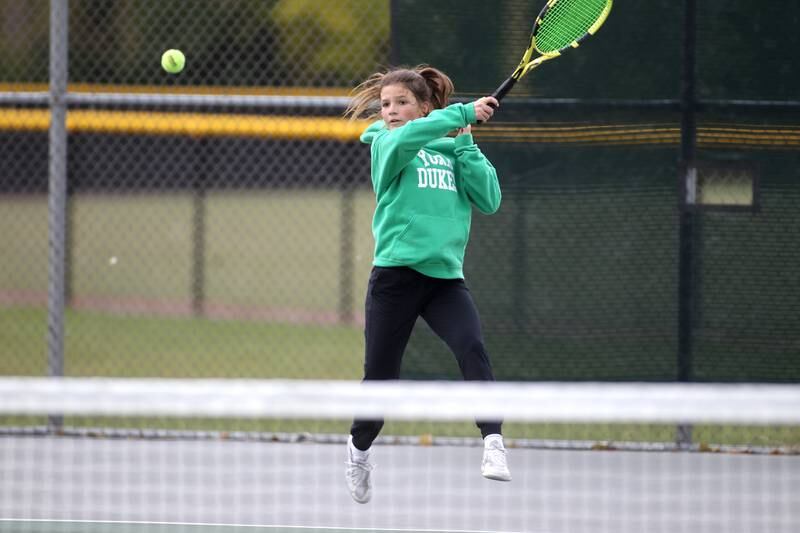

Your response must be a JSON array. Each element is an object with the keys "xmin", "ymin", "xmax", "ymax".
[{"xmin": 422, "ymin": 101, "xmax": 432, "ymax": 116}]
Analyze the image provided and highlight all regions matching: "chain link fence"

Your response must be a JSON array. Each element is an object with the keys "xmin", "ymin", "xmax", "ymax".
[
  {"xmin": 1, "ymin": 0, "xmax": 387, "ymax": 379},
  {"xmin": 1, "ymin": 0, "xmax": 799, "ymax": 383}
]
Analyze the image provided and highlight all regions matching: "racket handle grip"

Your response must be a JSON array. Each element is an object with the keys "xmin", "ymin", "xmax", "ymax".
[
  {"xmin": 477, "ymin": 77, "xmax": 517, "ymax": 124},
  {"xmin": 491, "ymin": 77, "xmax": 517, "ymax": 103}
]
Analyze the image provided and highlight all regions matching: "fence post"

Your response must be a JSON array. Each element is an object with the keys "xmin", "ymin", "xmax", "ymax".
[
  {"xmin": 512, "ymin": 188, "xmax": 529, "ymax": 333},
  {"xmin": 47, "ymin": 0, "xmax": 69, "ymax": 431},
  {"xmin": 191, "ymin": 139, "xmax": 208, "ymax": 317},
  {"xmin": 339, "ymin": 185, "xmax": 355, "ymax": 324},
  {"xmin": 676, "ymin": 0, "xmax": 697, "ymax": 448}
]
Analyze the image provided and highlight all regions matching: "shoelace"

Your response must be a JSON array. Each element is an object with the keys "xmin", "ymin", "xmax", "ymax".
[
  {"xmin": 484, "ymin": 447, "xmax": 507, "ymax": 468},
  {"xmin": 346, "ymin": 459, "xmax": 373, "ymax": 484}
]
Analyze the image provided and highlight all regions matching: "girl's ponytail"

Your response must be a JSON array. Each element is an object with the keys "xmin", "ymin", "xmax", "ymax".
[
  {"xmin": 344, "ymin": 71, "xmax": 385, "ymax": 120},
  {"xmin": 416, "ymin": 66, "xmax": 454, "ymax": 111},
  {"xmin": 345, "ymin": 65, "xmax": 455, "ymax": 121}
]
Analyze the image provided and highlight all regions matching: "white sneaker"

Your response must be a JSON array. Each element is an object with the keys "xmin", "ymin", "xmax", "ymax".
[
  {"xmin": 345, "ymin": 435, "xmax": 373, "ymax": 503},
  {"xmin": 481, "ymin": 434, "xmax": 511, "ymax": 481}
]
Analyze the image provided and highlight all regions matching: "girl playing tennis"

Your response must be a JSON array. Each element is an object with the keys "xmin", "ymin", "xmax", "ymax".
[{"xmin": 343, "ymin": 65, "xmax": 510, "ymax": 504}]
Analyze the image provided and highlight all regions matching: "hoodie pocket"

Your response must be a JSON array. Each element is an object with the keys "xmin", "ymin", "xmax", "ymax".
[{"xmin": 389, "ymin": 214, "xmax": 467, "ymax": 266}]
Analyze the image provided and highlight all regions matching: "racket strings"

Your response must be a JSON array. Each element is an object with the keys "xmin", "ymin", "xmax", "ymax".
[{"xmin": 535, "ymin": 0, "xmax": 609, "ymax": 53}]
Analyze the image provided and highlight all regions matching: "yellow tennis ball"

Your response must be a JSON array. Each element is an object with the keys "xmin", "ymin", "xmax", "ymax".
[{"xmin": 161, "ymin": 49, "xmax": 185, "ymax": 74}]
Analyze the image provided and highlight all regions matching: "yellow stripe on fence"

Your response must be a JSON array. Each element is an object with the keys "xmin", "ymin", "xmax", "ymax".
[
  {"xmin": 0, "ymin": 108, "xmax": 367, "ymax": 142},
  {"xmin": 0, "ymin": 83, "xmax": 351, "ymax": 97},
  {"xmin": 2, "ymin": 108, "xmax": 800, "ymax": 147},
  {"xmin": 474, "ymin": 123, "xmax": 800, "ymax": 148}
]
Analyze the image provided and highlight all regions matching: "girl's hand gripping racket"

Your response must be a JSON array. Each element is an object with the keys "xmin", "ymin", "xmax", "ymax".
[{"xmin": 488, "ymin": 0, "xmax": 613, "ymax": 106}]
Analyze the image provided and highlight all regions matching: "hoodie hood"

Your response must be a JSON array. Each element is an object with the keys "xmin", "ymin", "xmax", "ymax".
[{"xmin": 360, "ymin": 120, "xmax": 387, "ymax": 144}]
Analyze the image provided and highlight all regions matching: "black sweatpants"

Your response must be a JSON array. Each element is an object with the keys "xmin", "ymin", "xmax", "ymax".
[{"xmin": 350, "ymin": 266, "xmax": 502, "ymax": 450}]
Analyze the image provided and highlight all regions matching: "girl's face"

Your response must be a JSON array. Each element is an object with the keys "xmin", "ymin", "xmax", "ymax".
[{"xmin": 380, "ymin": 84, "xmax": 430, "ymax": 129}]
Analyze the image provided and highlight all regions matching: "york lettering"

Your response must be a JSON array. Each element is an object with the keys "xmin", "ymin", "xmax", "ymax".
[{"xmin": 417, "ymin": 150, "xmax": 453, "ymax": 169}]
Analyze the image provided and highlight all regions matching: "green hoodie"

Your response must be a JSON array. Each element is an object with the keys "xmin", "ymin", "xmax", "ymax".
[{"xmin": 360, "ymin": 102, "xmax": 501, "ymax": 279}]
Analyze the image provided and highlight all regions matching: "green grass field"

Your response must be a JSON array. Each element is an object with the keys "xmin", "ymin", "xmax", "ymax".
[
  {"xmin": 0, "ymin": 190, "xmax": 376, "ymax": 313},
  {"xmin": 1, "ymin": 190, "xmax": 375, "ymax": 375},
  {"xmin": 0, "ymin": 306, "xmax": 365, "ymax": 378}
]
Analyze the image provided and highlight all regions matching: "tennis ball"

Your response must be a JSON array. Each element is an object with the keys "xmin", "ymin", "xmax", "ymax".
[{"xmin": 161, "ymin": 49, "xmax": 185, "ymax": 74}]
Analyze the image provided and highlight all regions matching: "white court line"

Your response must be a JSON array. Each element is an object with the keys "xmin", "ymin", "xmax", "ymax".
[{"xmin": 0, "ymin": 518, "xmax": 527, "ymax": 533}]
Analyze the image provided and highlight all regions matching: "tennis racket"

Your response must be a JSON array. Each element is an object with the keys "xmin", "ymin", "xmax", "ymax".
[{"xmin": 490, "ymin": 0, "xmax": 613, "ymax": 103}]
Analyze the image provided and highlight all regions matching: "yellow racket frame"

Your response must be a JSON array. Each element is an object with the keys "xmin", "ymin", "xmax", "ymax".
[{"xmin": 513, "ymin": 0, "xmax": 614, "ymax": 81}]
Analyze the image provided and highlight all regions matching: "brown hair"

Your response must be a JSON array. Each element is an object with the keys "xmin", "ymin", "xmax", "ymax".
[{"xmin": 344, "ymin": 65, "xmax": 454, "ymax": 121}]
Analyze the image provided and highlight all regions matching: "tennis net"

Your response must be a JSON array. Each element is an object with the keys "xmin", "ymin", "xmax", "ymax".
[{"xmin": 1, "ymin": 378, "xmax": 798, "ymax": 533}]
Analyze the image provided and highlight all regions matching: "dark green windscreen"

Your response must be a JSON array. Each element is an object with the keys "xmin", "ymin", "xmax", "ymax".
[{"xmin": 392, "ymin": 1, "xmax": 800, "ymax": 382}]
